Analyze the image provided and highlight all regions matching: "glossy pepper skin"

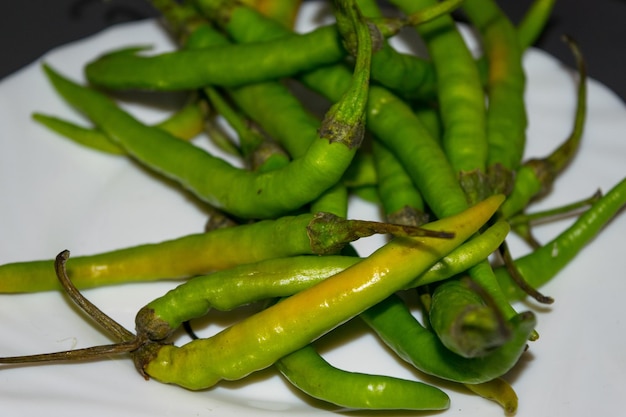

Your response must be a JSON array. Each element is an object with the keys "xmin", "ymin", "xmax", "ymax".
[
  {"xmin": 134, "ymin": 195, "xmax": 505, "ymax": 390},
  {"xmin": 361, "ymin": 294, "xmax": 536, "ymax": 384},
  {"xmin": 275, "ymin": 344, "xmax": 450, "ymax": 411},
  {"xmin": 138, "ymin": 218, "xmax": 510, "ymax": 337},
  {"xmin": 0, "ymin": 212, "xmax": 360, "ymax": 293},
  {"xmin": 496, "ymin": 177, "xmax": 626, "ymax": 300}
]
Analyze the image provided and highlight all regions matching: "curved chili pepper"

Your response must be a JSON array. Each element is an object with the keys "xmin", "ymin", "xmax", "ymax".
[
  {"xmin": 1, "ymin": 211, "xmax": 439, "ymax": 293},
  {"xmin": 42, "ymin": 62, "xmax": 362, "ymax": 219},
  {"xmin": 136, "ymin": 195, "xmax": 504, "ymax": 389},
  {"xmin": 361, "ymin": 293, "xmax": 536, "ymax": 384},
  {"xmin": 139, "ymin": 218, "xmax": 509, "ymax": 337},
  {"xmin": 276, "ymin": 343, "xmax": 450, "ymax": 410},
  {"xmin": 496, "ymin": 177, "xmax": 626, "ymax": 300}
]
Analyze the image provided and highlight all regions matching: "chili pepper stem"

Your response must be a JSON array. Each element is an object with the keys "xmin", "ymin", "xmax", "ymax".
[
  {"xmin": 0, "ymin": 341, "xmax": 141, "ymax": 366},
  {"xmin": 498, "ymin": 240, "xmax": 554, "ymax": 304},
  {"xmin": 508, "ymin": 189, "xmax": 602, "ymax": 249},
  {"xmin": 54, "ymin": 250, "xmax": 136, "ymax": 342},
  {"xmin": 509, "ymin": 189, "xmax": 602, "ymax": 228},
  {"xmin": 0, "ymin": 251, "xmax": 143, "ymax": 366},
  {"xmin": 307, "ymin": 212, "xmax": 454, "ymax": 254}
]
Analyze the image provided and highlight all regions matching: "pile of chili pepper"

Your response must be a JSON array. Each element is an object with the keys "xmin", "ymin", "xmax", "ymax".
[{"xmin": 1, "ymin": 0, "xmax": 625, "ymax": 414}]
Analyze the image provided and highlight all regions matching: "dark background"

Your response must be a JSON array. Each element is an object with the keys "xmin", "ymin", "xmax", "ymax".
[{"xmin": 1, "ymin": 0, "xmax": 625, "ymax": 102}]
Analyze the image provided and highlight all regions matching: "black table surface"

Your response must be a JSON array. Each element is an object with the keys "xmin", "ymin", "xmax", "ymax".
[{"xmin": 2, "ymin": 0, "xmax": 625, "ymax": 102}]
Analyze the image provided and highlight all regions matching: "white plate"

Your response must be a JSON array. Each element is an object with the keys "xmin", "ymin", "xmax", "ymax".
[{"xmin": 1, "ymin": 3, "xmax": 625, "ymax": 417}]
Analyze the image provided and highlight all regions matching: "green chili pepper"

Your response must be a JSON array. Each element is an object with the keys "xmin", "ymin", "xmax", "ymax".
[
  {"xmin": 362, "ymin": 82, "xmax": 469, "ymax": 218},
  {"xmin": 138, "ymin": 218, "xmax": 509, "ymax": 337},
  {"xmin": 135, "ymin": 194, "xmax": 504, "ymax": 390},
  {"xmin": 496, "ymin": 177, "xmax": 626, "ymax": 301},
  {"xmin": 416, "ymin": 220, "xmax": 510, "ymax": 287},
  {"xmin": 1, "ymin": 211, "xmax": 434, "ymax": 293},
  {"xmin": 361, "ymin": 293, "xmax": 536, "ymax": 384},
  {"xmin": 285, "ymin": 45, "xmax": 468, "ymax": 219},
  {"xmin": 202, "ymin": 86, "xmax": 260, "ymax": 159},
  {"xmin": 90, "ymin": 0, "xmax": 458, "ymax": 94},
  {"xmin": 42, "ymin": 63, "xmax": 362, "ymax": 219},
  {"xmin": 372, "ymin": 140, "xmax": 428, "ymax": 225},
  {"xmin": 357, "ymin": 0, "xmax": 555, "ymax": 104},
  {"xmin": 193, "ymin": 0, "xmax": 461, "ymax": 102},
  {"xmin": 464, "ymin": 0, "xmax": 527, "ymax": 174},
  {"xmin": 84, "ymin": 24, "xmax": 348, "ymax": 91},
  {"xmin": 517, "ymin": 0, "xmax": 557, "ymax": 50},
  {"xmin": 143, "ymin": 255, "xmax": 356, "ymax": 332},
  {"xmin": 32, "ymin": 96, "xmax": 206, "ymax": 155},
  {"xmin": 43, "ymin": 0, "xmax": 375, "ymax": 221},
  {"xmin": 362, "ymin": 0, "xmax": 463, "ymax": 103},
  {"xmin": 311, "ymin": 67, "xmax": 513, "ymax": 325},
  {"xmin": 151, "ymin": 3, "xmax": 295, "ymax": 168},
  {"xmin": 389, "ymin": 0, "xmax": 488, "ymax": 184},
  {"xmin": 311, "ymin": 183, "xmax": 350, "ymax": 218},
  {"xmin": 428, "ymin": 277, "xmax": 512, "ymax": 358},
  {"xmin": 275, "ymin": 343, "xmax": 450, "ymax": 411},
  {"xmin": 341, "ymin": 150, "xmax": 377, "ymax": 189},
  {"xmin": 500, "ymin": 35, "xmax": 587, "ymax": 219},
  {"xmin": 370, "ymin": 43, "xmax": 438, "ymax": 101},
  {"xmin": 32, "ymin": 113, "xmax": 126, "ymax": 155},
  {"xmin": 229, "ymin": 80, "xmax": 322, "ymax": 158}
]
